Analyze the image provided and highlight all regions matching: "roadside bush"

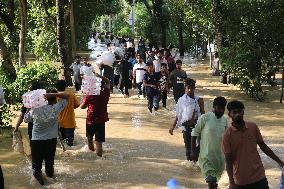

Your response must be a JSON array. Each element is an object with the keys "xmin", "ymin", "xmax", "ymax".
[
  {"xmin": 13, "ymin": 62, "xmax": 59, "ymax": 102},
  {"xmin": 0, "ymin": 62, "xmax": 59, "ymax": 127}
]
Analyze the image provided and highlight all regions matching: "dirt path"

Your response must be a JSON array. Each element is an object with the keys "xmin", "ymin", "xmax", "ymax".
[{"xmin": 1, "ymin": 59, "xmax": 283, "ymax": 189}]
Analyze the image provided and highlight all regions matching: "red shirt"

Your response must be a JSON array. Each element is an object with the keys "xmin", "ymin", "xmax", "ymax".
[{"xmin": 82, "ymin": 88, "xmax": 110, "ymax": 125}]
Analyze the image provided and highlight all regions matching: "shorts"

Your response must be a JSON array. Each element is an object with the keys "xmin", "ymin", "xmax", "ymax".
[{"xmin": 86, "ymin": 123, "xmax": 105, "ymax": 142}]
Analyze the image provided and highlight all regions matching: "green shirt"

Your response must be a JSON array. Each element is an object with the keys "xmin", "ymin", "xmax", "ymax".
[{"xmin": 191, "ymin": 112, "xmax": 228, "ymax": 180}]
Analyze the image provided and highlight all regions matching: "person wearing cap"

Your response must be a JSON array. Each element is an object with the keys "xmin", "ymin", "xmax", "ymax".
[{"xmin": 169, "ymin": 59, "xmax": 187, "ymax": 103}]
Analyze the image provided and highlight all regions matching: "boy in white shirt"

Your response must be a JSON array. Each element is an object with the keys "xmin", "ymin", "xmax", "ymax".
[{"xmin": 133, "ymin": 54, "xmax": 147, "ymax": 97}]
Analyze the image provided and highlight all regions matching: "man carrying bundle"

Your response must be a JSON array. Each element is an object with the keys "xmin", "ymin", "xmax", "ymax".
[
  {"xmin": 80, "ymin": 74, "xmax": 110, "ymax": 157},
  {"xmin": 24, "ymin": 90, "xmax": 69, "ymax": 185}
]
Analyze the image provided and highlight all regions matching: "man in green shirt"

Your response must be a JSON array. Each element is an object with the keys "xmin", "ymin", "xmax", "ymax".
[{"xmin": 191, "ymin": 96, "xmax": 228, "ymax": 189}]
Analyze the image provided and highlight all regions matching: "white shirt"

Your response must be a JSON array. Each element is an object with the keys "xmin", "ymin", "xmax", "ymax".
[
  {"xmin": 176, "ymin": 94, "xmax": 201, "ymax": 128},
  {"xmin": 80, "ymin": 65, "xmax": 95, "ymax": 76},
  {"xmin": 213, "ymin": 58, "xmax": 219, "ymax": 70},
  {"xmin": 153, "ymin": 60, "xmax": 161, "ymax": 73},
  {"xmin": 133, "ymin": 62, "xmax": 147, "ymax": 83}
]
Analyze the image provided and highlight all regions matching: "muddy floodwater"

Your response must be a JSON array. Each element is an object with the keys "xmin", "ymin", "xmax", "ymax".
[{"xmin": 1, "ymin": 58, "xmax": 284, "ymax": 189}]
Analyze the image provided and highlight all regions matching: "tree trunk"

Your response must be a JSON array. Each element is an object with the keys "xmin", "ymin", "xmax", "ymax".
[
  {"xmin": 70, "ymin": 0, "xmax": 76, "ymax": 59},
  {"xmin": 212, "ymin": 0, "xmax": 222, "ymax": 52},
  {"xmin": 0, "ymin": 32, "xmax": 16, "ymax": 79},
  {"xmin": 19, "ymin": 0, "xmax": 27, "ymax": 66},
  {"xmin": 177, "ymin": 12, "xmax": 184, "ymax": 57},
  {"xmin": 56, "ymin": 0, "xmax": 72, "ymax": 86}
]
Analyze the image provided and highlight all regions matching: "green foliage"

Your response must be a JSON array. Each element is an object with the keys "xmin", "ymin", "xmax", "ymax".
[
  {"xmin": 13, "ymin": 62, "xmax": 59, "ymax": 102},
  {"xmin": 74, "ymin": 0, "xmax": 122, "ymax": 50},
  {"xmin": 112, "ymin": 14, "xmax": 132, "ymax": 37},
  {"xmin": 135, "ymin": 3, "xmax": 151, "ymax": 38},
  {"xmin": 0, "ymin": 68, "xmax": 17, "ymax": 128},
  {"xmin": 27, "ymin": 1, "xmax": 58, "ymax": 61},
  {"xmin": 0, "ymin": 61, "xmax": 59, "ymax": 127},
  {"xmin": 220, "ymin": 0, "xmax": 284, "ymax": 101}
]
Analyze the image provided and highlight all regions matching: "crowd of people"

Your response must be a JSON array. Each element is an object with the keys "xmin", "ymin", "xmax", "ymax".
[{"xmin": 0, "ymin": 33, "xmax": 283, "ymax": 188}]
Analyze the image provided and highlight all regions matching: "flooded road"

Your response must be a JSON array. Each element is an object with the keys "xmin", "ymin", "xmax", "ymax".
[{"xmin": 1, "ymin": 58, "xmax": 283, "ymax": 188}]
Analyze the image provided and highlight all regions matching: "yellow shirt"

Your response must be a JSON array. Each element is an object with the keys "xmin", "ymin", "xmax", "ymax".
[{"xmin": 58, "ymin": 90, "xmax": 80, "ymax": 129}]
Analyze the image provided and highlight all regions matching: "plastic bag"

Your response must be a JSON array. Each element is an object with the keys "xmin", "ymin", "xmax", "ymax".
[
  {"xmin": 81, "ymin": 76, "xmax": 102, "ymax": 95},
  {"xmin": 12, "ymin": 131, "xmax": 24, "ymax": 154},
  {"xmin": 101, "ymin": 51, "xmax": 115, "ymax": 67},
  {"xmin": 22, "ymin": 89, "xmax": 47, "ymax": 109},
  {"xmin": 112, "ymin": 47, "xmax": 124, "ymax": 59}
]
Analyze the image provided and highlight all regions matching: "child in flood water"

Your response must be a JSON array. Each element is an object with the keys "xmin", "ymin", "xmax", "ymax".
[
  {"xmin": 143, "ymin": 63, "xmax": 160, "ymax": 113},
  {"xmin": 24, "ymin": 90, "xmax": 69, "ymax": 185},
  {"xmin": 80, "ymin": 74, "xmax": 110, "ymax": 157}
]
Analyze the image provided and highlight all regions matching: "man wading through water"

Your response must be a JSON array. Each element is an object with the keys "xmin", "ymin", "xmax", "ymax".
[
  {"xmin": 191, "ymin": 96, "xmax": 228, "ymax": 189},
  {"xmin": 169, "ymin": 78, "xmax": 205, "ymax": 162},
  {"xmin": 222, "ymin": 100, "xmax": 284, "ymax": 189},
  {"xmin": 169, "ymin": 59, "xmax": 187, "ymax": 103},
  {"xmin": 80, "ymin": 74, "xmax": 110, "ymax": 157}
]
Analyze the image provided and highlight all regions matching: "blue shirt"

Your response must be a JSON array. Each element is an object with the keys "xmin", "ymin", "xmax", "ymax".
[
  {"xmin": 24, "ymin": 99, "xmax": 67, "ymax": 140},
  {"xmin": 143, "ymin": 72, "xmax": 160, "ymax": 95}
]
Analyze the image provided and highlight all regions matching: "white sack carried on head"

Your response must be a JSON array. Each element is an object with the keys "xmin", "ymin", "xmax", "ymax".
[
  {"xmin": 22, "ymin": 89, "xmax": 47, "ymax": 109},
  {"xmin": 101, "ymin": 51, "xmax": 115, "ymax": 67},
  {"xmin": 113, "ymin": 47, "xmax": 124, "ymax": 59},
  {"xmin": 90, "ymin": 51, "xmax": 103, "ymax": 60}
]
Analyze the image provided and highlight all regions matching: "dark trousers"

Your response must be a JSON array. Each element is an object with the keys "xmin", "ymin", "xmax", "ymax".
[
  {"xmin": 160, "ymin": 91, "xmax": 167, "ymax": 107},
  {"xmin": 183, "ymin": 127, "xmax": 192, "ymax": 161},
  {"xmin": 59, "ymin": 128, "xmax": 75, "ymax": 146},
  {"xmin": 236, "ymin": 178, "xmax": 269, "ymax": 189},
  {"xmin": 74, "ymin": 82, "xmax": 81, "ymax": 91},
  {"xmin": 183, "ymin": 126, "xmax": 200, "ymax": 161},
  {"xmin": 137, "ymin": 82, "xmax": 143, "ymax": 95},
  {"xmin": 31, "ymin": 138, "xmax": 57, "ymax": 177},
  {"xmin": 147, "ymin": 93, "xmax": 160, "ymax": 111},
  {"xmin": 119, "ymin": 80, "xmax": 129, "ymax": 96},
  {"xmin": 114, "ymin": 75, "xmax": 120, "ymax": 86},
  {"xmin": 0, "ymin": 165, "xmax": 4, "ymax": 189}
]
